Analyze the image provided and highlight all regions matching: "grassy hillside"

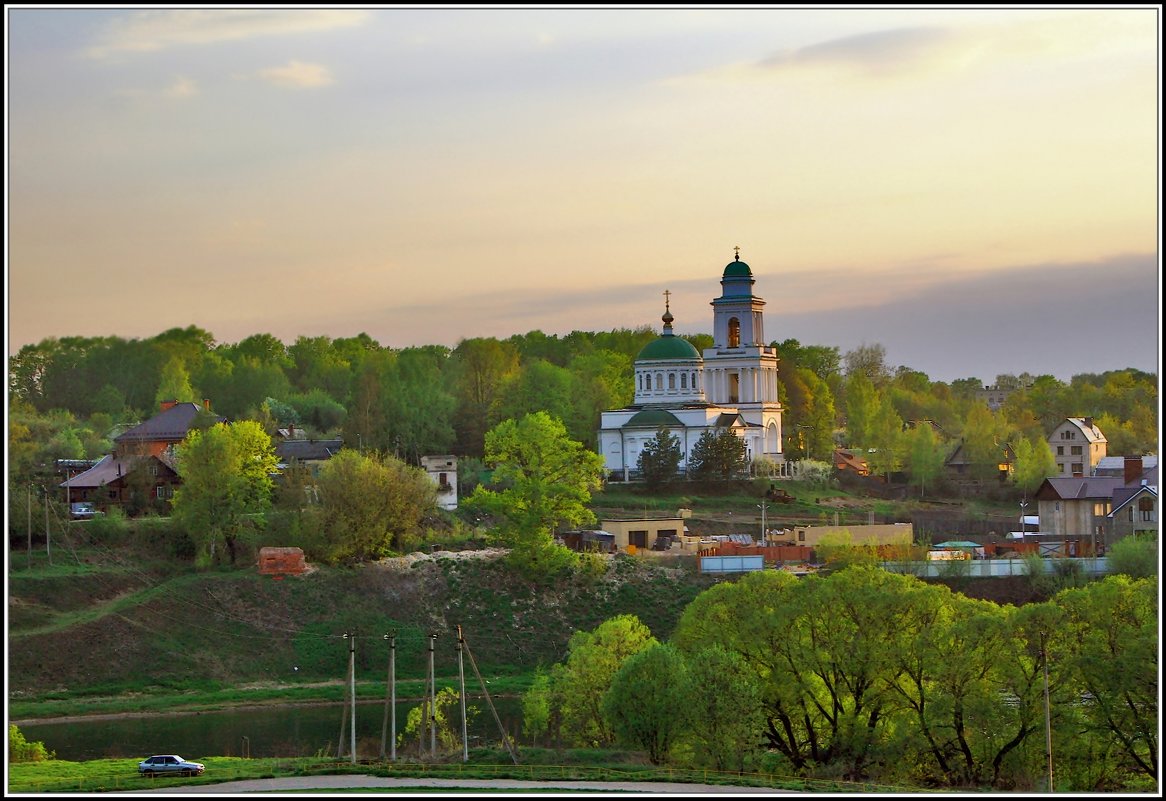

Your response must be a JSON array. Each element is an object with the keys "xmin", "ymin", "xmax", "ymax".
[
  {"xmin": 9, "ymin": 480, "xmax": 1024, "ymax": 707},
  {"xmin": 7, "ymin": 547, "xmax": 717, "ymax": 702}
]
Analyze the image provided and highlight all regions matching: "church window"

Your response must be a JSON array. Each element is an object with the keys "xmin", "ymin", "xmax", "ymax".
[
  {"xmin": 668, "ymin": 374, "xmax": 676, "ymax": 390},
  {"xmin": 729, "ymin": 373, "xmax": 739, "ymax": 404},
  {"xmin": 680, "ymin": 373, "xmax": 687, "ymax": 389},
  {"xmin": 728, "ymin": 317, "xmax": 740, "ymax": 347},
  {"xmin": 692, "ymin": 372, "xmax": 697, "ymax": 389},
  {"xmin": 655, "ymin": 373, "xmax": 663, "ymax": 391}
]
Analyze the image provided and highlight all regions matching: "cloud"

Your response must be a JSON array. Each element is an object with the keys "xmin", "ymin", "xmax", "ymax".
[
  {"xmin": 760, "ymin": 26, "xmax": 956, "ymax": 76},
  {"xmin": 258, "ymin": 60, "xmax": 334, "ymax": 89},
  {"xmin": 87, "ymin": 9, "xmax": 368, "ymax": 58},
  {"xmin": 165, "ymin": 77, "xmax": 198, "ymax": 98}
]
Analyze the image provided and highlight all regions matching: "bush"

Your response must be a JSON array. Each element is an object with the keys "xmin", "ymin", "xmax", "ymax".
[
  {"xmin": 84, "ymin": 506, "xmax": 129, "ymax": 543},
  {"xmin": 9, "ymin": 725, "xmax": 54, "ymax": 762},
  {"xmin": 1107, "ymin": 535, "xmax": 1158, "ymax": 579}
]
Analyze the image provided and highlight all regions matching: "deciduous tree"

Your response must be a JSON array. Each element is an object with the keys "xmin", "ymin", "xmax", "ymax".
[{"xmin": 172, "ymin": 420, "xmax": 278, "ymax": 566}]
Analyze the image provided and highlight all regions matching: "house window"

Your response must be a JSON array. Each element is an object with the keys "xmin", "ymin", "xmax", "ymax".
[
  {"xmin": 1093, "ymin": 502, "xmax": 1110, "ymax": 516},
  {"xmin": 1071, "ymin": 463, "xmax": 1084, "ymax": 475},
  {"xmin": 629, "ymin": 530, "xmax": 648, "ymax": 548},
  {"xmin": 1139, "ymin": 497, "xmax": 1154, "ymax": 521},
  {"xmin": 1070, "ymin": 446, "xmax": 1082, "ymax": 456},
  {"xmin": 1057, "ymin": 446, "xmax": 1064, "ymax": 456},
  {"xmin": 1057, "ymin": 463, "xmax": 1065, "ymax": 474},
  {"xmin": 1129, "ymin": 507, "xmax": 1135, "ymax": 522}
]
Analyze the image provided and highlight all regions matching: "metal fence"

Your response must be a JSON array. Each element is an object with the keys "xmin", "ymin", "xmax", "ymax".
[{"xmin": 879, "ymin": 557, "xmax": 1110, "ymax": 579}]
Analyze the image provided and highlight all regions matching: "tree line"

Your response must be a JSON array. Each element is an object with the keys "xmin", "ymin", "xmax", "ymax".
[
  {"xmin": 8, "ymin": 327, "xmax": 1157, "ymax": 498},
  {"xmin": 522, "ymin": 567, "xmax": 1157, "ymax": 791}
]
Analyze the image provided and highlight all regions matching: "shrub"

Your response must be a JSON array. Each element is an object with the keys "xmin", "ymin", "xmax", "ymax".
[
  {"xmin": 1107, "ymin": 535, "xmax": 1158, "ymax": 579},
  {"xmin": 9, "ymin": 725, "xmax": 54, "ymax": 762},
  {"xmin": 84, "ymin": 506, "xmax": 129, "ymax": 543}
]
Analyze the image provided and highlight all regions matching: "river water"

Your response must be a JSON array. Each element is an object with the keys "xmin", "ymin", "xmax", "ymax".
[{"xmin": 17, "ymin": 697, "xmax": 523, "ymax": 762}]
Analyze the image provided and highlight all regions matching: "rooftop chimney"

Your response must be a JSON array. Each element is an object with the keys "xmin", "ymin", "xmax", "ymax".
[
  {"xmin": 160, "ymin": 400, "xmax": 178, "ymax": 411},
  {"xmin": 1124, "ymin": 456, "xmax": 1143, "ymax": 485},
  {"xmin": 203, "ymin": 398, "xmax": 211, "ymax": 411},
  {"xmin": 1083, "ymin": 416, "xmax": 1094, "ymax": 429}
]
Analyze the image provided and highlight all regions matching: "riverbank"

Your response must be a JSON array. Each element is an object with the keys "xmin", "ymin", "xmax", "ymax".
[{"xmin": 9, "ymin": 676, "xmax": 531, "ymax": 725}]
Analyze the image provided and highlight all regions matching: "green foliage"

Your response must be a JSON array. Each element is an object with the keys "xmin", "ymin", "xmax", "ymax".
[
  {"xmin": 468, "ymin": 412, "xmax": 604, "ymax": 571},
  {"xmin": 1106, "ymin": 534, "xmax": 1158, "ymax": 579},
  {"xmin": 522, "ymin": 667, "xmax": 553, "ymax": 745},
  {"xmin": 866, "ymin": 394, "xmax": 903, "ymax": 480},
  {"xmin": 688, "ymin": 429, "xmax": 748, "ymax": 480},
  {"xmin": 154, "ymin": 356, "xmax": 198, "ymax": 405},
  {"xmin": 676, "ymin": 646, "xmax": 764, "ymax": 772},
  {"xmin": 843, "ymin": 371, "xmax": 879, "ymax": 448},
  {"xmin": 171, "ymin": 420, "xmax": 278, "ymax": 566},
  {"xmin": 399, "ymin": 687, "xmax": 477, "ymax": 755},
  {"xmin": 1056, "ymin": 576, "xmax": 1158, "ymax": 780},
  {"xmin": 548, "ymin": 614, "xmax": 658, "ymax": 747},
  {"xmin": 312, "ymin": 449, "xmax": 437, "ymax": 563},
  {"xmin": 9, "ymin": 724, "xmax": 54, "ymax": 762},
  {"xmin": 602, "ymin": 642, "xmax": 688, "ymax": 764},
  {"xmin": 636, "ymin": 428, "xmax": 682, "ymax": 486},
  {"xmin": 905, "ymin": 423, "xmax": 946, "ymax": 496},
  {"xmin": 1010, "ymin": 435, "xmax": 1057, "ymax": 494}
]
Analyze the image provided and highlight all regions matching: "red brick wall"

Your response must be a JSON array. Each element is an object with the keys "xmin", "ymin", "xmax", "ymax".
[{"xmin": 258, "ymin": 547, "xmax": 306, "ymax": 575}]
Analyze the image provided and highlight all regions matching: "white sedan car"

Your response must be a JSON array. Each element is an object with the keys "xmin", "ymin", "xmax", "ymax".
[{"xmin": 138, "ymin": 754, "xmax": 205, "ymax": 777}]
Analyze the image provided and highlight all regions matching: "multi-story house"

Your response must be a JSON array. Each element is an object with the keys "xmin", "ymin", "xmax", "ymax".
[
  {"xmin": 63, "ymin": 400, "xmax": 224, "ymax": 515},
  {"xmin": 1034, "ymin": 457, "xmax": 1157, "ymax": 553},
  {"xmin": 1047, "ymin": 417, "xmax": 1107, "ymax": 478}
]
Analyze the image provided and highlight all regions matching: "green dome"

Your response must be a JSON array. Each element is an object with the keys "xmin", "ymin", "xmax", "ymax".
[
  {"xmin": 623, "ymin": 409, "xmax": 683, "ymax": 428},
  {"xmin": 723, "ymin": 258, "xmax": 752, "ymax": 278},
  {"xmin": 636, "ymin": 334, "xmax": 701, "ymax": 361}
]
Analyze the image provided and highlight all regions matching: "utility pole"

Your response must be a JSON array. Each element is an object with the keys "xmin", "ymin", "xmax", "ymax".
[
  {"xmin": 349, "ymin": 632, "xmax": 357, "ymax": 764},
  {"xmin": 337, "ymin": 636, "xmax": 349, "ymax": 759},
  {"xmin": 1041, "ymin": 630, "xmax": 1054, "ymax": 792},
  {"xmin": 457, "ymin": 626, "xmax": 468, "ymax": 762},
  {"xmin": 757, "ymin": 499, "xmax": 768, "ymax": 544},
  {"xmin": 462, "ymin": 631, "xmax": 519, "ymax": 765},
  {"xmin": 381, "ymin": 633, "xmax": 396, "ymax": 761},
  {"xmin": 43, "ymin": 486, "xmax": 52, "ymax": 566},
  {"xmin": 428, "ymin": 633, "xmax": 437, "ymax": 757}
]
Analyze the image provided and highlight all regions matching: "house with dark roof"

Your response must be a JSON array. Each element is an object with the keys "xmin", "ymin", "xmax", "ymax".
[
  {"xmin": 943, "ymin": 440, "xmax": 1015, "ymax": 483},
  {"xmin": 1034, "ymin": 456, "xmax": 1157, "ymax": 553},
  {"xmin": 63, "ymin": 400, "xmax": 225, "ymax": 515},
  {"xmin": 274, "ymin": 437, "xmax": 344, "ymax": 476}
]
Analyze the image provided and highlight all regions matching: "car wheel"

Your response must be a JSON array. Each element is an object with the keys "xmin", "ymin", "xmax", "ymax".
[
  {"xmin": 182, "ymin": 769, "xmax": 191, "ymax": 777},
  {"xmin": 144, "ymin": 771, "xmax": 154, "ymax": 778}
]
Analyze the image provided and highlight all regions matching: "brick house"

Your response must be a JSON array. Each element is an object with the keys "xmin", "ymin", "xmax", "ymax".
[{"xmin": 63, "ymin": 400, "xmax": 224, "ymax": 515}]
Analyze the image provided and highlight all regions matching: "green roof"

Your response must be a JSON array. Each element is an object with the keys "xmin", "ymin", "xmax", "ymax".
[
  {"xmin": 636, "ymin": 334, "xmax": 701, "ymax": 361},
  {"xmin": 723, "ymin": 258, "xmax": 752, "ymax": 278},
  {"xmin": 623, "ymin": 409, "xmax": 683, "ymax": 428}
]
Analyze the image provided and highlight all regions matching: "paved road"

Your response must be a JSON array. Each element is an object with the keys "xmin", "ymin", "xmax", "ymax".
[{"xmin": 123, "ymin": 774, "xmax": 790, "ymax": 794}]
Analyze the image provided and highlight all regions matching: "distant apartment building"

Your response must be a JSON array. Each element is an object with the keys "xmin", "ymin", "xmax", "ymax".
[{"xmin": 975, "ymin": 383, "xmax": 1031, "ymax": 411}]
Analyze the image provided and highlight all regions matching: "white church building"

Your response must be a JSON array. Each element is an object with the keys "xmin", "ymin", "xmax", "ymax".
[{"xmin": 598, "ymin": 251, "xmax": 783, "ymax": 480}]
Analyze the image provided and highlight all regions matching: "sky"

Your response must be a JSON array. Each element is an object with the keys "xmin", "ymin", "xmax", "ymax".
[{"xmin": 5, "ymin": 6, "xmax": 1161, "ymax": 384}]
